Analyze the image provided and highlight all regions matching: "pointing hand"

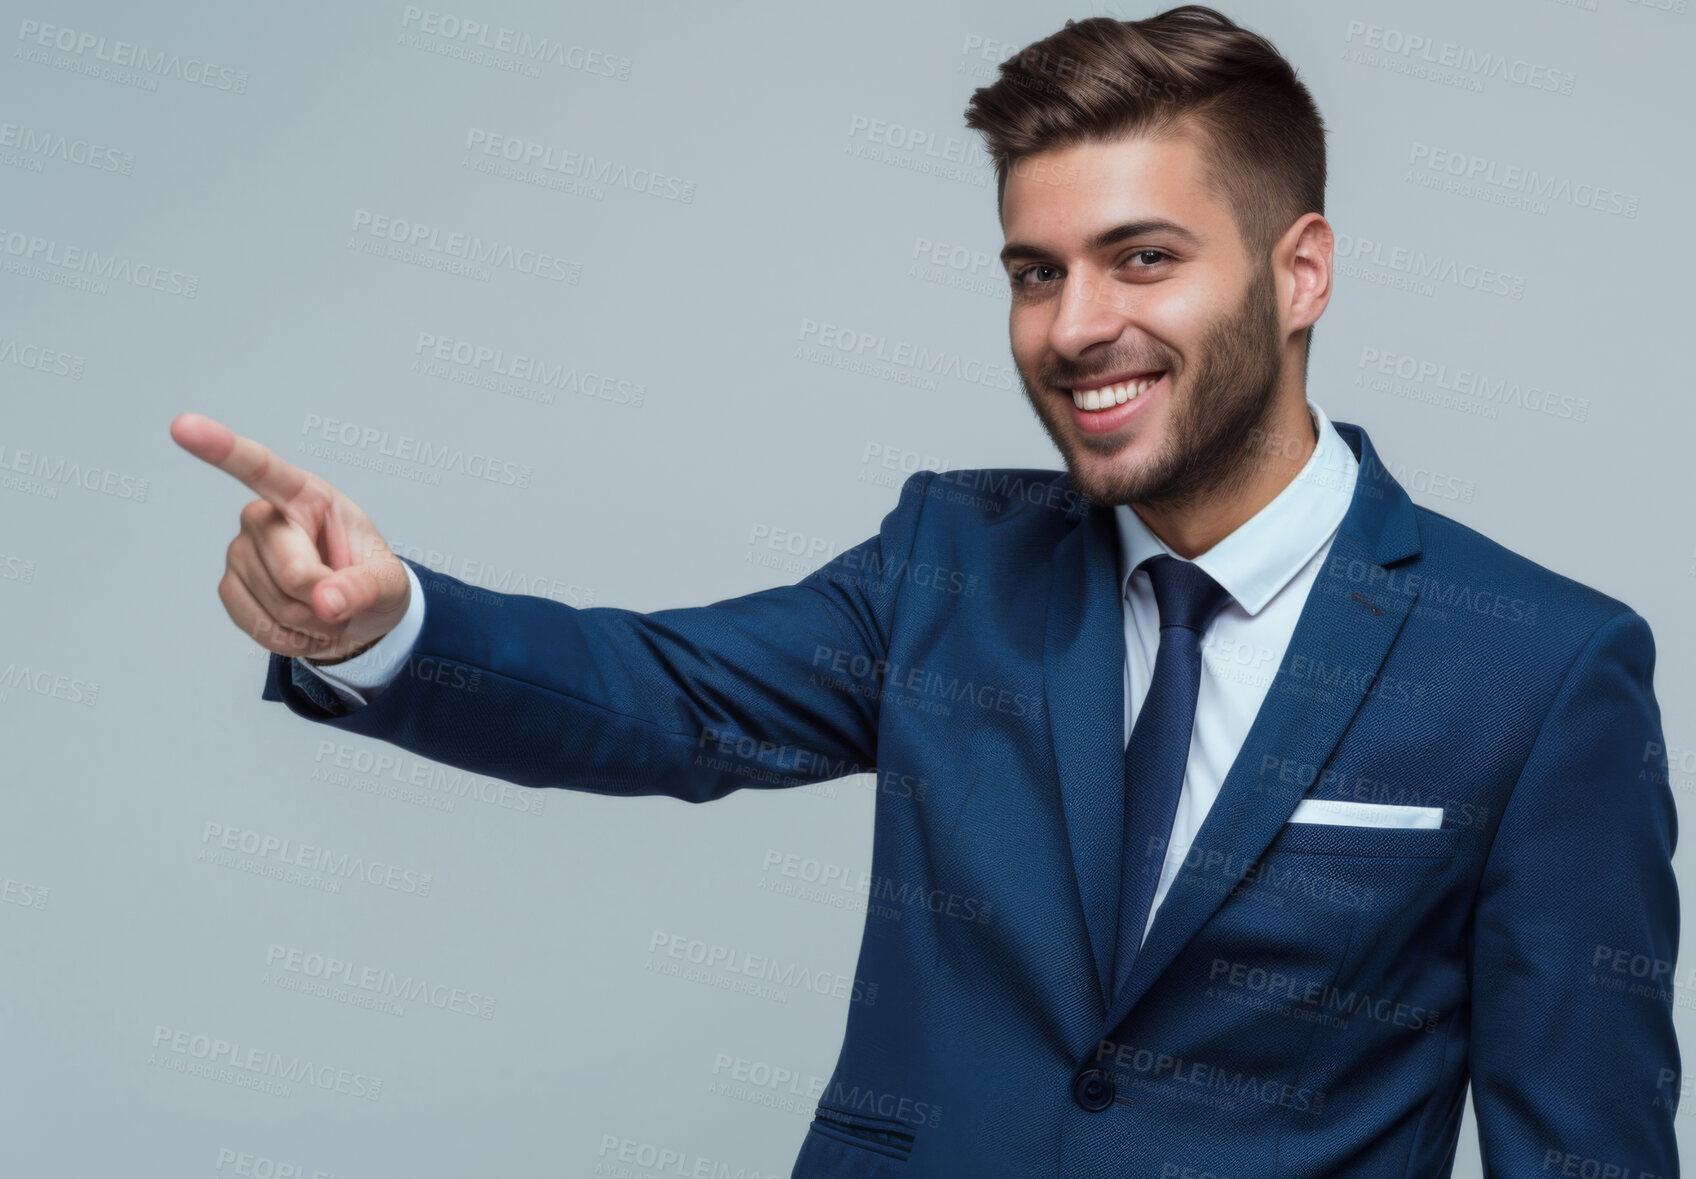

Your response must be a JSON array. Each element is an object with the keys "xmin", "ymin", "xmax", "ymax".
[{"xmin": 171, "ymin": 412, "xmax": 411, "ymax": 664}]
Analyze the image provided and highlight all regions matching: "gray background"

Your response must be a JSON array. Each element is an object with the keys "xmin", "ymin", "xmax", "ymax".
[{"xmin": 2, "ymin": 0, "xmax": 1691, "ymax": 1175}]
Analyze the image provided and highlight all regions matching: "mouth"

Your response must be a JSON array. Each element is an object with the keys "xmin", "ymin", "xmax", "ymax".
[{"xmin": 1061, "ymin": 370, "xmax": 1167, "ymax": 435}]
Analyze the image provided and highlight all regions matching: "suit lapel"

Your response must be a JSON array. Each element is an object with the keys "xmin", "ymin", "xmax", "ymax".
[
  {"xmin": 1045, "ymin": 497, "xmax": 1131, "ymax": 1010},
  {"xmin": 1043, "ymin": 421, "xmax": 1425, "ymax": 1031}
]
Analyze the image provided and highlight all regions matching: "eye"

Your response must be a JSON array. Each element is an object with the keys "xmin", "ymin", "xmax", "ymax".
[
  {"xmin": 1010, "ymin": 263, "xmax": 1060, "ymax": 291},
  {"xmin": 1125, "ymin": 248, "xmax": 1173, "ymax": 269}
]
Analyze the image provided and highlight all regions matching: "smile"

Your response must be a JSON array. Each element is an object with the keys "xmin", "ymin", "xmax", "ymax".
[
  {"xmin": 1069, "ymin": 371, "xmax": 1163, "ymax": 411},
  {"xmin": 1061, "ymin": 371, "xmax": 1167, "ymax": 435}
]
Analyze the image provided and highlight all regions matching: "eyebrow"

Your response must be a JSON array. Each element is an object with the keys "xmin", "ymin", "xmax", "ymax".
[{"xmin": 998, "ymin": 218, "xmax": 1205, "ymax": 268}]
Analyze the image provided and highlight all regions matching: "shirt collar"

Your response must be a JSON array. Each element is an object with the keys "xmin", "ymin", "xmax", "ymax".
[{"xmin": 1112, "ymin": 399, "xmax": 1358, "ymax": 616}]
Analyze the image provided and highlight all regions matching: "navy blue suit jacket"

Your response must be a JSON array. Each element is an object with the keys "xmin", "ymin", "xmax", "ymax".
[{"xmin": 262, "ymin": 421, "xmax": 1679, "ymax": 1178}]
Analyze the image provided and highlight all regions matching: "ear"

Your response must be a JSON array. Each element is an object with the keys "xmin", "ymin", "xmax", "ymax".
[{"xmin": 1279, "ymin": 213, "xmax": 1333, "ymax": 340}]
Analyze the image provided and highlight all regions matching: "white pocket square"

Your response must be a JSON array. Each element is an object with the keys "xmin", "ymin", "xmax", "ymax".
[{"xmin": 1287, "ymin": 799, "xmax": 1444, "ymax": 829}]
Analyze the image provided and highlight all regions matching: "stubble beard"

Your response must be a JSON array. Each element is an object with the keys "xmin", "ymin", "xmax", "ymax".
[{"xmin": 1019, "ymin": 256, "xmax": 1288, "ymax": 513}]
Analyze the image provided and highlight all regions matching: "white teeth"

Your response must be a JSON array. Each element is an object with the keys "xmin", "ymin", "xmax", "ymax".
[{"xmin": 1071, "ymin": 373, "xmax": 1161, "ymax": 411}]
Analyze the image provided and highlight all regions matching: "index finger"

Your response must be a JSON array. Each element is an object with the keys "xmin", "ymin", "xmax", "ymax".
[{"xmin": 170, "ymin": 412, "xmax": 312, "ymax": 511}]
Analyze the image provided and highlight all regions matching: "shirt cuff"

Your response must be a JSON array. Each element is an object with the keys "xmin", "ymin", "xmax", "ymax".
[{"xmin": 294, "ymin": 561, "xmax": 426, "ymax": 707}]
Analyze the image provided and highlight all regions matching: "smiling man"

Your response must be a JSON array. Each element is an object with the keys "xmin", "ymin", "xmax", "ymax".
[
  {"xmin": 177, "ymin": 5, "xmax": 1678, "ymax": 1177},
  {"xmin": 1000, "ymin": 131, "xmax": 1312, "ymax": 556}
]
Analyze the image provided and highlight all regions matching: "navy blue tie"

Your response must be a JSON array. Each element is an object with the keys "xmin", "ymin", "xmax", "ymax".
[{"xmin": 1111, "ymin": 553, "xmax": 1232, "ymax": 1001}]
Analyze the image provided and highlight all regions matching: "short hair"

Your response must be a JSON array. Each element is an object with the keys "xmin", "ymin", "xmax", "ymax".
[{"xmin": 963, "ymin": 5, "xmax": 1328, "ymax": 363}]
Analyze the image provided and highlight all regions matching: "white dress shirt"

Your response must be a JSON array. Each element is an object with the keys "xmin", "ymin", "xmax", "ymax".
[
  {"xmin": 299, "ymin": 401, "xmax": 1362, "ymax": 953},
  {"xmin": 1117, "ymin": 398, "xmax": 1358, "ymax": 948}
]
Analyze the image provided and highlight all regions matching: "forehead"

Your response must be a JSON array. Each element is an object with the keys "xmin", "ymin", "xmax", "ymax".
[{"xmin": 1001, "ymin": 130, "xmax": 1235, "ymax": 254}]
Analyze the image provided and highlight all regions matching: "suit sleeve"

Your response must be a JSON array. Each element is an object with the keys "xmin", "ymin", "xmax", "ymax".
[
  {"xmin": 260, "ymin": 469, "xmax": 936, "ymax": 803},
  {"xmin": 1469, "ymin": 608, "xmax": 1681, "ymax": 1176}
]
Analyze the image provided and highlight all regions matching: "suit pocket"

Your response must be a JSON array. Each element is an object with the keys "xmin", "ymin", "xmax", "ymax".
[
  {"xmin": 1269, "ymin": 820, "xmax": 1462, "ymax": 859},
  {"xmin": 805, "ymin": 1104, "xmax": 916, "ymax": 1162}
]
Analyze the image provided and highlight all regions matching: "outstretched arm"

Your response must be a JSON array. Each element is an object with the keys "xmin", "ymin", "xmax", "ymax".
[{"xmin": 262, "ymin": 470, "xmax": 938, "ymax": 803}]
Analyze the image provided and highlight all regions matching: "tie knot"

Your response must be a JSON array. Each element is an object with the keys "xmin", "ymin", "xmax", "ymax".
[{"xmin": 1140, "ymin": 553, "xmax": 1231, "ymax": 635}]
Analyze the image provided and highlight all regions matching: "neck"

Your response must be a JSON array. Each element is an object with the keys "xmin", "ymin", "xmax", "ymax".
[{"xmin": 1134, "ymin": 392, "xmax": 1318, "ymax": 560}]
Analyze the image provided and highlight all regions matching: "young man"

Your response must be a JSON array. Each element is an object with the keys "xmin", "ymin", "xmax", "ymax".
[{"xmin": 176, "ymin": 6, "xmax": 1678, "ymax": 1176}]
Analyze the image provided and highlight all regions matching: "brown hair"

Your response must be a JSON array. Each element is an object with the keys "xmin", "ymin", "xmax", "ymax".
[{"xmin": 963, "ymin": 5, "xmax": 1326, "ymax": 267}]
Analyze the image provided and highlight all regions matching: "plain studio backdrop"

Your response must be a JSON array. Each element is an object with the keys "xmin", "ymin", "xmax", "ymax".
[{"xmin": 2, "ymin": 0, "xmax": 1691, "ymax": 1175}]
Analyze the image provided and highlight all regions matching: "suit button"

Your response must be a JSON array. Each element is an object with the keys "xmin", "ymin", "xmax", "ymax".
[{"xmin": 1072, "ymin": 1066, "xmax": 1114, "ymax": 1112}]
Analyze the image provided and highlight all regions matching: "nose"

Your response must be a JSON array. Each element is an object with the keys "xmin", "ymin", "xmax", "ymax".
[{"xmin": 1047, "ymin": 269, "xmax": 1133, "ymax": 361}]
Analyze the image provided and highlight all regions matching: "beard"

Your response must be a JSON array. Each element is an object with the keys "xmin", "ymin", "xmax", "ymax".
[{"xmin": 1018, "ymin": 254, "xmax": 1287, "ymax": 513}]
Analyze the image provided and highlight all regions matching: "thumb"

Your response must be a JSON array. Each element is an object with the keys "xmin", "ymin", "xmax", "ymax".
[{"xmin": 313, "ymin": 558, "xmax": 403, "ymax": 624}]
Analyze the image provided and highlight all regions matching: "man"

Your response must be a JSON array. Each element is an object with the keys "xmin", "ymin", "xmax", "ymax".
[{"xmin": 175, "ymin": 6, "xmax": 1679, "ymax": 1176}]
